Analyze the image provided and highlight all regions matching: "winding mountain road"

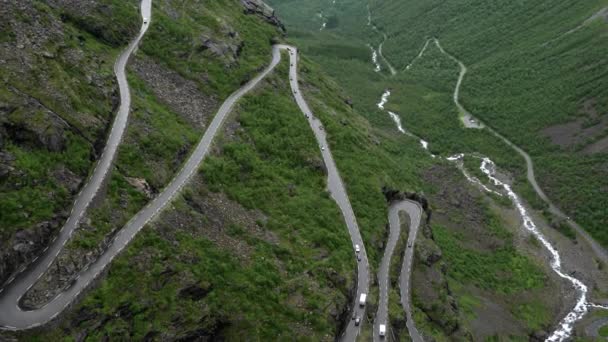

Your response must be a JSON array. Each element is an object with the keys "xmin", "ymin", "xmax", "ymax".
[
  {"xmin": 283, "ymin": 45, "xmax": 370, "ymax": 341},
  {"xmin": 0, "ymin": 0, "xmax": 153, "ymax": 330},
  {"xmin": 366, "ymin": 4, "xmax": 396, "ymax": 76},
  {"xmin": 0, "ymin": 35, "xmax": 371, "ymax": 337},
  {"xmin": 432, "ymin": 38, "xmax": 608, "ymax": 340},
  {"xmin": 373, "ymin": 200, "xmax": 423, "ymax": 341},
  {"xmin": 434, "ymin": 38, "xmax": 608, "ymax": 266},
  {"xmin": 585, "ymin": 317, "xmax": 608, "ymax": 338},
  {"xmin": 394, "ymin": 202, "xmax": 424, "ymax": 342},
  {"xmin": 378, "ymin": 33, "xmax": 397, "ymax": 76},
  {"xmin": 0, "ymin": 11, "xmax": 286, "ymax": 327}
]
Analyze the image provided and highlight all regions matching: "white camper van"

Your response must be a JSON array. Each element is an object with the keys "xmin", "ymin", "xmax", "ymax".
[
  {"xmin": 379, "ymin": 324, "xmax": 386, "ymax": 337},
  {"xmin": 359, "ymin": 293, "xmax": 367, "ymax": 306}
]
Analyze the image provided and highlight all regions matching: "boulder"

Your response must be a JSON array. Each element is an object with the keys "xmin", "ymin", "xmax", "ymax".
[{"xmin": 126, "ymin": 177, "xmax": 153, "ymax": 198}]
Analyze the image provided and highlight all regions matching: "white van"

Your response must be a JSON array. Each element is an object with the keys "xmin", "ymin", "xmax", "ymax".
[
  {"xmin": 359, "ymin": 293, "xmax": 366, "ymax": 306},
  {"xmin": 379, "ymin": 324, "xmax": 386, "ymax": 337},
  {"xmin": 355, "ymin": 244, "xmax": 360, "ymax": 253}
]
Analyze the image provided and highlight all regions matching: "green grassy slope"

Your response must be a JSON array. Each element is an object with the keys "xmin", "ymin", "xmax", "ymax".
[
  {"xmin": 16, "ymin": 49, "xmax": 434, "ymax": 340},
  {"xmin": 60, "ymin": 0, "xmax": 283, "ymax": 261},
  {"xmin": 372, "ymin": 0, "xmax": 608, "ymax": 246},
  {"xmin": 0, "ymin": 0, "xmax": 140, "ymax": 283},
  {"xmin": 261, "ymin": 0, "xmax": 580, "ymax": 338},
  {"xmin": 271, "ymin": 0, "xmax": 608, "ymax": 247}
]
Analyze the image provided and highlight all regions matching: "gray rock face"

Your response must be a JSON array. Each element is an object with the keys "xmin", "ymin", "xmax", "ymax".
[
  {"xmin": 200, "ymin": 34, "xmax": 245, "ymax": 65},
  {"xmin": 1, "ymin": 88, "xmax": 69, "ymax": 152},
  {"xmin": 416, "ymin": 237, "xmax": 442, "ymax": 266},
  {"xmin": 0, "ymin": 216, "xmax": 62, "ymax": 286},
  {"xmin": 241, "ymin": 0, "xmax": 285, "ymax": 32},
  {"xmin": 130, "ymin": 52, "xmax": 218, "ymax": 129},
  {"xmin": 0, "ymin": 151, "xmax": 15, "ymax": 179},
  {"xmin": 0, "ymin": 0, "xmax": 126, "ymax": 289}
]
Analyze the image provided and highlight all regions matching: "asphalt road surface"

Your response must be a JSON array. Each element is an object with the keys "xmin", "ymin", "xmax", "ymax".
[
  {"xmin": 434, "ymin": 38, "xmax": 608, "ymax": 266},
  {"xmin": 373, "ymin": 200, "xmax": 423, "ymax": 341},
  {"xmin": 281, "ymin": 45, "xmax": 370, "ymax": 341},
  {"xmin": 584, "ymin": 316, "xmax": 608, "ymax": 338},
  {"xmin": 0, "ymin": 20, "xmax": 285, "ymax": 330},
  {"xmin": 0, "ymin": 0, "xmax": 153, "ymax": 330},
  {"xmin": 387, "ymin": 201, "xmax": 425, "ymax": 342},
  {"xmin": 0, "ymin": 40, "xmax": 371, "ymax": 338}
]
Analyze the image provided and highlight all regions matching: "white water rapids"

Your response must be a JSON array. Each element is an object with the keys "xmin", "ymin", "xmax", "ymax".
[
  {"xmin": 363, "ymin": 10, "xmax": 600, "ymax": 334},
  {"xmin": 377, "ymin": 90, "xmax": 431, "ymax": 152},
  {"xmin": 479, "ymin": 157, "xmax": 589, "ymax": 342},
  {"xmin": 377, "ymin": 88, "xmax": 591, "ymax": 341},
  {"xmin": 369, "ymin": 45, "xmax": 381, "ymax": 72}
]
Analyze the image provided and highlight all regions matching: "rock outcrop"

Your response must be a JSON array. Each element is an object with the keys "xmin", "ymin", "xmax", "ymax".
[
  {"xmin": 382, "ymin": 185, "xmax": 432, "ymax": 223},
  {"xmin": 130, "ymin": 55, "xmax": 218, "ymax": 129},
  {"xmin": 241, "ymin": 0, "xmax": 285, "ymax": 32},
  {"xmin": 0, "ymin": 216, "xmax": 63, "ymax": 287}
]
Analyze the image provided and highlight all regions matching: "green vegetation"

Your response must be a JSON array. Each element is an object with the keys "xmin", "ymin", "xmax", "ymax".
[
  {"xmin": 297, "ymin": 55, "xmax": 433, "ymax": 265},
  {"xmin": 457, "ymin": 293, "xmax": 481, "ymax": 320},
  {"xmin": 599, "ymin": 324, "xmax": 608, "ymax": 337},
  {"xmin": 370, "ymin": 0, "xmax": 608, "ymax": 246},
  {"xmin": 0, "ymin": 132, "xmax": 87, "ymax": 233},
  {"xmin": 56, "ymin": 0, "xmax": 140, "ymax": 46},
  {"xmin": 69, "ymin": 70, "xmax": 202, "ymax": 250},
  {"xmin": 26, "ymin": 58, "xmax": 357, "ymax": 340},
  {"xmin": 270, "ymin": 1, "xmax": 567, "ymax": 338},
  {"xmin": 20, "ymin": 26, "xmax": 436, "ymax": 338},
  {"xmin": 389, "ymin": 213, "xmax": 409, "ymax": 285},
  {"xmin": 555, "ymin": 221, "xmax": 577, "ymax": 240},
  {"xmin": 0, "ymin": 0, "xmax": 128, "ymax": 242},
  {"xmin": 388, "ymin": 212, "xmax": 410, "ymax": 338},
  {"xmin": 513, "ymin": 300, "xmax": 551, "ymax": 331},
  {"xmin": 271, "ymin": 0, "xmax": 608, "ymax": 248},
  {"xmin": 142, "ymin": 0, "xmax": 281, "ymax": 98},
  {"xmin": 71, "ymin": 174, "xmax": 147, "ymax": 250},
  {"xmin": 116, "ymin": 73, "xmax": 200, "ymax": 189},
  {"xmin": 60, "ymin": 0, "xmax": 284, "ymax": 266},
  {"xmin": 7, "ymin": 0, "xmax": 604, "ymax": 339},
  {"xmin": 434, "ymin": 224, "xmax": 545, "ymax": 295}
]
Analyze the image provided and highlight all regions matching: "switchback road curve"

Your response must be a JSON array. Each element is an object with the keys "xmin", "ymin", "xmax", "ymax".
[
  {"xmin": 0, "ymin": 27, "xmax": 283, "ymax": 329},
  {"xmin": 1, "ymin": 41, "xmax": 371, "ymax": 339},
  {"xmin": 373, "ymin": 200, "xmax": 423, "ymax": 342},
  {"xmin": 0, "ymin": 0, "xmax": 153, "ymax": 330},
  {"xmin": 394, "ymin": 201, "xmax": 424, "ymax": 342}
]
